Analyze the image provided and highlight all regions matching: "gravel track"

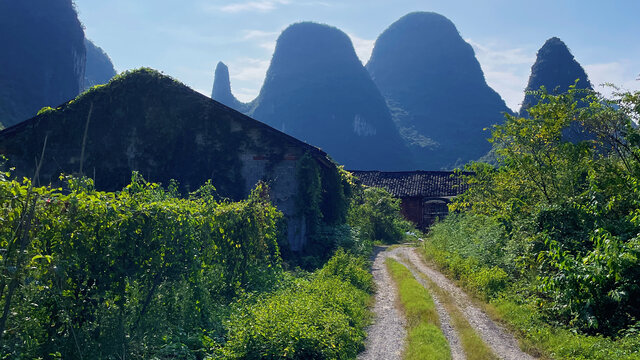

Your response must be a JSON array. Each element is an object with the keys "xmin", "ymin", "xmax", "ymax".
[
  {"xmin": 400, "ymin": 246, "xmax": 536, "ymax": 360},
  {"xmin": 357, "ymin": 246, "xmax": 407, "ymax": 360},
  {"xmin": 391, "ymin": 248, "xmax": 465, "ymax": 360},
  {"xmin": 359, "ymin": 245, "xmax": 536, "ymax": 360}
]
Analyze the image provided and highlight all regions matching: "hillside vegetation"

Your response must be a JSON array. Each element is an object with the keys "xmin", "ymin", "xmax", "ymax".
[
  {"xmin": 366, "ymin": 12, "xmax": 511, "ymax": 169},
  {"xmin": 423, "ymin": 86, "xmax": 640, "ymax": 359}
]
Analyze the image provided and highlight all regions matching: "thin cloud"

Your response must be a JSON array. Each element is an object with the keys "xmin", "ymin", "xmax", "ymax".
[
  {"xmin": 585, "ymin": 61, "xmax": 640, "ymax": 97},
  {"xmin": 234, "ymin": 87, "xmax": 262, "ymax": 102},
  {"xmin": 242, "ymin": 29, "xmax": 279, "ymax": 40},
  {"xmin": 259, "ymin": 40, "xmax": 277, "ymax": 53},
  {"xmin": 240, "ymin": 28, "xmax": 280, "ymax": 53},
  {"xmin": 466, "ymin": 38, "xmax": 536, "ymax": 112},
  {"xmin": 215, "ymin": 0, "xmax": 290, "ymax": 13},
  {"xmin": 229, "ymin": 57, "xmax": 270, "ymax": 81},
  {"xmin": 347, "ymin": 33, "xmax": 375, "ymax": 65},
  {"xmin": 226, "ymin": 57, "xmax": 270, "ymax": 101}
]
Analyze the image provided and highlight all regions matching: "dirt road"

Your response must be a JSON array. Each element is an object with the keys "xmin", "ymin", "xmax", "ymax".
[{"xmin": 359, "ymin": 245, "xmax": 536, "ymax": 360}]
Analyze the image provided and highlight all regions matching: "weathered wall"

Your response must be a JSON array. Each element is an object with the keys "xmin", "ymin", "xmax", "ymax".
[
  {"xmin": 0, "ymin": 69, "xmax": 330, "ymax": 251},
  {"xmin": 240, "ymin": 151, "xmax": 307, "ymax": 251},
  {"xmin": 400, "ymin": 197, "xmax": 423, "ymax": 227}
]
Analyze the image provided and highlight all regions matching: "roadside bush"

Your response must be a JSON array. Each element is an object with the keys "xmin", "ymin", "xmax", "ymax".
[
  {"xmin": 539, "ymin": 233, "xmax": 640, "ymax": 335},
  {"xmin": 0, "ymin": 171, "xmax": 282, "ymax": 359},
  {"xmin": 422, "ymin": 244, "xmax": 509, "ymax": 301},
  {"xmin": 218, "ymin": 251, "xmax": 372, "ymax": 360},
  {"xmin": 348, "ymin": 186, "xmax": 411, "ymax": 244},
  {"xmin": 422, "ymin": 213, "xmax": 510, "ymax": 300},
  {"xmin": 317, "ymin": 248, "xmax": 374, "ymax": 293},
  {"xmin": 427, "ymin": 213, "xmax": 508, "ymax": 269}
]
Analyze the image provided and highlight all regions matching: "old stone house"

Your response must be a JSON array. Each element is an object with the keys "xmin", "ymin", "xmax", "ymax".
[
  {"xmin": 350, "ymin": 170, "xmax": 470, "ymax": 229},
  {"xmin": 0, "ymin": 69, "xmax": 337, "ymax": 251}
]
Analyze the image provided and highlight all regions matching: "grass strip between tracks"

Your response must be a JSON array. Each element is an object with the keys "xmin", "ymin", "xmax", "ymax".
[
  {"xmin": 403, "ymin": 257, "xmax": 499, "ymax": 360},
  {"xmin": 386, "ymin": 258, "xmax": 451, "ymax": 360}
]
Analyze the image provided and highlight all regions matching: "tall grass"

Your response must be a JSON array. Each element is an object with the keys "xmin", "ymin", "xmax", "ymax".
[{"xmin": 423, "ymin": 213, "xmax": 640, "ymax": 360}]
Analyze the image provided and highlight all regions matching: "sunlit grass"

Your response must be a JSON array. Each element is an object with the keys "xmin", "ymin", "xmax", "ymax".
[
  {"xmin": 419, "ymin": 245, "xmax": 640, "ymax": 360},
  {"xmin": 386, "ymin": 258, "xmax": 451, "ymax": 360},
  {"xmin": 404, "ymin": 258, "xmax": 498, "ymax": 360}
]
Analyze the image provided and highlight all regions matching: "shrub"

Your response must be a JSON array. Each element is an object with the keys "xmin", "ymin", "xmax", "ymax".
[
  {"xmin": 386, "ymin": 259, "xmax": 451, "ymax": 360},
  {"xmin": 348, "ymin": 186, "xmax": 411, "ymax": 244},
  {"xmin": 539, "ymin": 233, "xmax": 640, "ymax": 334},
  {"xmin": 422, "ymin": 213, "xmax": 510, "ymax": 300},
  {"xmin": 317, "ymin": 248, "xmax": 373, "ymax": 293},
  {"xmin": 0, "ymin": 172, "xmax": 282, "ymax": 359},
  {"xmin": 219, "ymin": 252, "xmax": 372, "ymax": 360}
]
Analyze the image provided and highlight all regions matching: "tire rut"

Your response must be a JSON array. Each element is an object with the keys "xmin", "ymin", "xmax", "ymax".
[
  {"xmin": 389, "ymin": 247, "xmax": 466, "ymax": 360},
  {"xmin": 399, "ymin": 246, "xmax": 536, "ymax": 360},
  {"xmin": 357, "ymin": 246, "xmax": 406, "ymax": 360}
]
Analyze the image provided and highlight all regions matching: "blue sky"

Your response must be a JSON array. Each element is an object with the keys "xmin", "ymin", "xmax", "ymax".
[{"xmin": 74, "ymin": 0, "xmax": 640, "ymax": 112}]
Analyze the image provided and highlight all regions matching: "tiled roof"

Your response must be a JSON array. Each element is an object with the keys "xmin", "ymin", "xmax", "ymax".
[{"xmin": 349, "ymin": 170, "xmax": 471, "ymax": 198}]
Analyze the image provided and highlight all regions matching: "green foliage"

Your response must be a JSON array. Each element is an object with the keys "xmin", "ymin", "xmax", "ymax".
[
  {"xmin": 217, "ymin": 251, "xmax": 372, "ymax": 360},
  {"xmin": 440, "ymin": 85, "xmax": 640, "ymax": 341},
  {"xmin": 539, "ymin": 233, "xmax": 640, "ymax": 334},
  {"xmin": 386, "ymin": 259, "xmax": 451, "ymax": 360},
  {"xmin": 293, "ymin": 154, "xmax": 356, "ymax": 267},
  {"xmin": 296, "ymin": 152, "xmax": 323, "ymax": 239},
  {"xmin": 36, "ymin": 106, "xmax": 55, "ymax": 116},
  {"xmin": 317, "ymin": 248, "xmax": 373, "ymax": 293},
  {"xmin": 490, "ymin": 298, "xmax": 640, "ymax": 360},
  {"xmin": 426, "ymin": 213, "xmax": 509, "ymax": 269},
  {"xmin": 348, "ymin": 186, "xmax": 411, "ymax": 244},
  {"xmin": 423, "ymin": 213, "xmax": 510, "ymax": 300},
  {"xmin": 0, "ymin": 171, "xmax": 282, "ymax": 359}
]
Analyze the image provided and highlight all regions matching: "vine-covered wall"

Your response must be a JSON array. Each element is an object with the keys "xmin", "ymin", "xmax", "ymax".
[{"xmin": 0, "ymin": 68, "xmax": 337, "ymax": 251}]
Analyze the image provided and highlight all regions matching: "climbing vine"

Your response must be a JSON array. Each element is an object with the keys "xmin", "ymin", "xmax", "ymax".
[
  {"xmin": 0, "ymin": 169, "xmax": 282, "ymax": 358},
  {"xmin": 293, "ymin": 153, "xmax": 354, "ymax": 266}
]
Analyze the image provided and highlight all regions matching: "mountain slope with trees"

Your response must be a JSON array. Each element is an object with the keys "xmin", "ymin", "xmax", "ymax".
[
  {"xmin": 0, "ymin": 0, "xmax": 85, "ymax": 128},
  {"xmin": 367, "ymin": 12, "xmax": 511, "ymax": 170},
  {"xmin": 235, "ymin": 22, "xmax": 412, "ymax": 170}
]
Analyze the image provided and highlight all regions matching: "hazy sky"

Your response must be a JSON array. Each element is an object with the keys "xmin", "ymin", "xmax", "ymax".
[{"xmin": 74, "ymin": 0, "xmax": 640, "ymax": 112}]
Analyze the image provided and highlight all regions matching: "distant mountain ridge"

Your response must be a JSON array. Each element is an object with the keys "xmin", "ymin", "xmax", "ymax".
[
  {"xmin": 0, "ymin": 0, "xmax": 86, "ymax": 128},
  {"xmin": 366, "ymin": 12, "xmax": 511, "ymax": 170},
  {"xmin": 216, "ymin": 22, "xmax": 413, "ymax": 170},
  {"xmin": 211, "ymin": 61, "xmax": 248, "ymax": 112},
  {"xmin": 84, "ymin": 39, "xmax": 117, "ymax": 90},
  {"xmin": 210, "ymin": 14, "xmax": 601, "ymax": 170}
]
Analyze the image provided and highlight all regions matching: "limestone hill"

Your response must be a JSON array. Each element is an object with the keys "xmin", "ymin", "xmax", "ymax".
[
  {"xmin": 237, "ymin": 22, "xmax": 412, "ymax": 170},
  {"xmin": 0, "ymin": 0, "xmax": 85, "ymax": 128},
  {"xmin": 520, "ymin": 37, "xmax": 592, "ymax": 115},
  {"xmin": 84, "ymin": 39, "xmax": 117, "ymax": 91},
  {"xmin": 367, "ymin": 12, "xmax": 511, "ymax": 169}
]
